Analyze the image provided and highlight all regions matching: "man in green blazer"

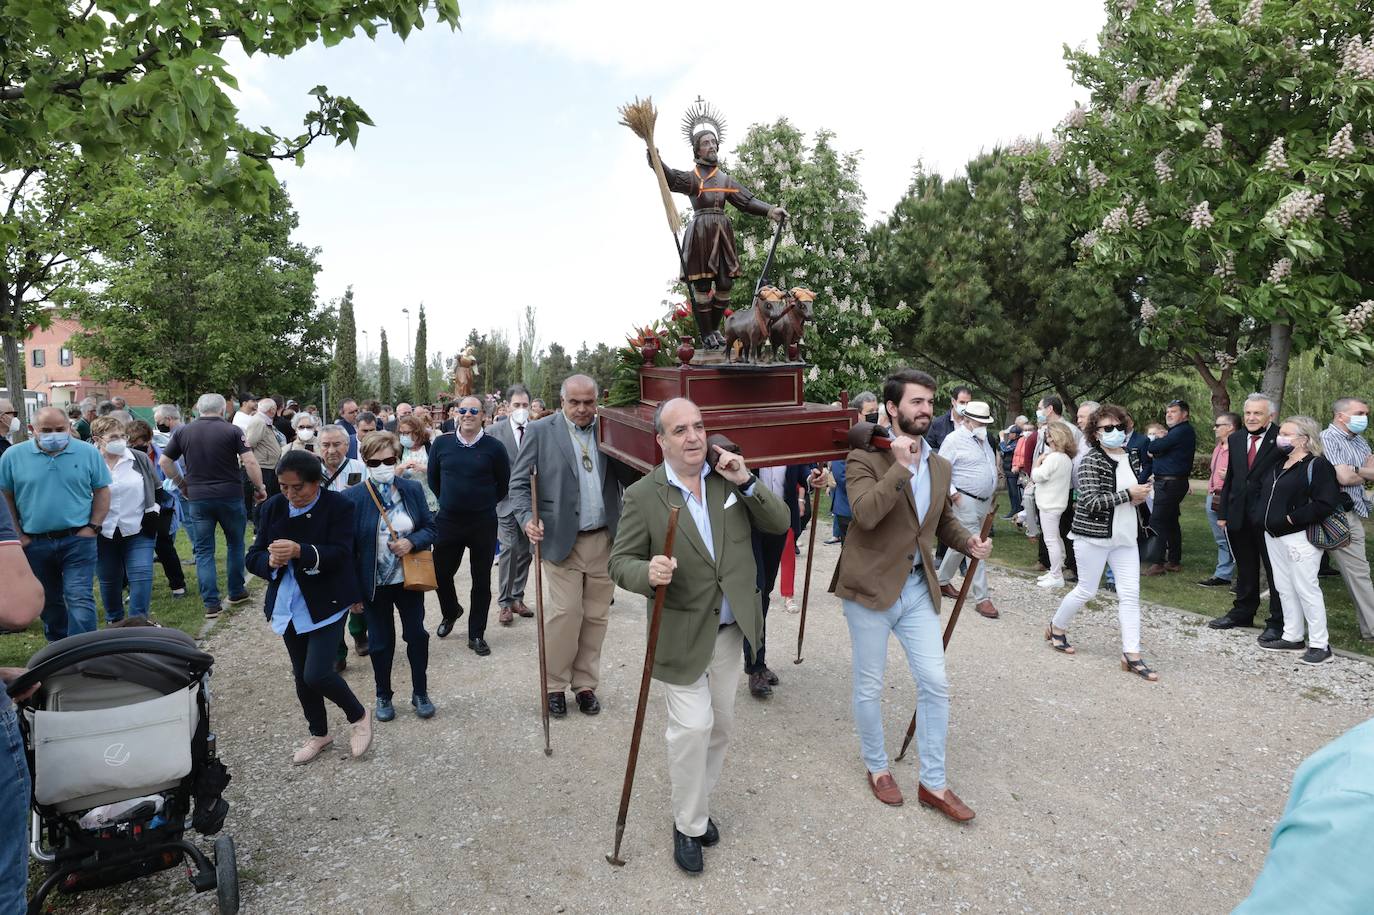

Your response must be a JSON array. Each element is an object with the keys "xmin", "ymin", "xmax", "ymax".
[{"xmin": 609, "ymin": 397, "xmax": 789, "ymax": 875}]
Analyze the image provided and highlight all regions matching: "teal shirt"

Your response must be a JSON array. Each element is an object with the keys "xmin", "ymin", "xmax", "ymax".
[
  {"xmin": 1235, "ymin": 718, "xmax": 1374, "ymax": 913},
  {"xmin": 0, "ymin": 438, "xmax": 111, "ymax": 534}
]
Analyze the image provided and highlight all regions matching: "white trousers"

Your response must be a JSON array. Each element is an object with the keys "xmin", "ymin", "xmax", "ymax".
[
  {"xmin": 1264, "ymin": 531, "xmax": 1329, "ymax": 649},
  {"xmin": 662, "ymin": 623, "xmax": 744, "ymax": 838},
  {"xmin": 1039, "ymin": 508, "xmax": 1065, "ymax": 576},
  {"xmin": 1052, "ymin": 539, "xmax": 1143, "ymax": 653}
]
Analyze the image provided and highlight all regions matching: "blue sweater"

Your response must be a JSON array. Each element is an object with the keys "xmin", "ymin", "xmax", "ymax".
[
  {"xmin": 1145, "ymin": 421, "xmax": 1196, "ymax": 477},
  {"xmin": 427, "ymin": 433, "xmax": 510, "ymax": 517}
]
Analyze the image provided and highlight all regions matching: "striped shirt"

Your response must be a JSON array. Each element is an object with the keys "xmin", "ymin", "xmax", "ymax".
[{"xmin": 1319, "ymin": 423, "xmax": 1372, "ymax": 518}]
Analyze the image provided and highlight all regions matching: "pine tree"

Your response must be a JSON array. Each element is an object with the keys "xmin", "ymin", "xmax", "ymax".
[
  {"xmin": 330, "ymin": 286, "xmax": 358, "ymax": 402},
  {"xmin": 378, "ymin": 328, "xmax": 392, "ymax": 404},
  {"xmin": 412, "ymin": 303, "xmax": 430, "ymax": 403}
]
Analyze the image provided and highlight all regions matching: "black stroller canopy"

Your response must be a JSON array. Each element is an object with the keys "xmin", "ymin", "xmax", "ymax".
[{"xmin": 17, "ymin": 627, "xmax": 214, "ymax": 699}]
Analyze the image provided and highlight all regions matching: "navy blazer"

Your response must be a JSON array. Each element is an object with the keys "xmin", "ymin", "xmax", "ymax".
[
  {"xmin": 247, "ymin": 488, "xmax": 363, "ymax": 624},
  {"xmin": 341, "ymin": 477, "xmax": 437, "ymax": 600}
]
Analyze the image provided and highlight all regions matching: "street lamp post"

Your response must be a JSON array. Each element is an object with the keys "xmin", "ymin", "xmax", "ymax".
[{"xmin": 402, "ymin": 307, "xmax": 411, "ymax": 385}]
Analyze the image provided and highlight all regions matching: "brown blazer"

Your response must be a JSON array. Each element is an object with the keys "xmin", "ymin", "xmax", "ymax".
[{"xmin": 829, "ymin": 444, "xmax": 974, "ymax": 611}]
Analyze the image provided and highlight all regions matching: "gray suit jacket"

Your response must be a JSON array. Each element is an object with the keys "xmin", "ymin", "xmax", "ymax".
[
  {"xmin": 508, "ymin": 412, "xmax": 622, "ymax": 564},
  {"xmin": 488, "ymin": 417, "xmax": 528, "ymax": 517}
]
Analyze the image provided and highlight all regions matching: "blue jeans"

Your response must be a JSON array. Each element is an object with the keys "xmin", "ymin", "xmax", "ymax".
[
  {"xmin": 0, "ymin": 703, "xmax": 30, "ymax": 913},
  {"xmin": 187, "ymin": 498, "xmax": 247, "ymax": 609},
  {"xmin": 24, "ymin": 534, "xmax": 98, "ymax": 641},
  {"xmin": 843, "ymin": 569, "xmax": 949, "ymax": 789},
  {"xmin": 1205, "ymin": 499, "xmax": 1235, "ymax": 581},
  {"xmin": 97, "ymin": 531, "xmax": 156, "ymax": 623}
]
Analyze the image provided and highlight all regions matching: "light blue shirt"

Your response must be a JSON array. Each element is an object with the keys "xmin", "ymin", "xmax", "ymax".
[
  {"xmin": 937, "ymin": 425, "xmax": 997, "ymax": 500},
  {"xmin": 567, "ymin": 420, "xmax": 607, "ymax": 531},
  {"xmin": 908, "ymin": 441, "xmax": 933, "ymax": 566},
  {"xmin": 663, "ymin": 462, "xmax": 756, "ymax": 626},
  {"xmin": 269, "ymin": 493, "xmax": 345, "ymax": 636}
]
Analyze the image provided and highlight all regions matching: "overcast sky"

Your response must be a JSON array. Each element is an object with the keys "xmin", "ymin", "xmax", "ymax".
[{"xmin": 231, "ymin": 0, "xmax": 1106, "ymax": 366}]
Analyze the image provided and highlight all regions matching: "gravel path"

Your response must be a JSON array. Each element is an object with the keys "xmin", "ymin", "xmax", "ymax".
[{"xmin": 58, "ymin": 540, "xmax": 1374, "ymax": 914}]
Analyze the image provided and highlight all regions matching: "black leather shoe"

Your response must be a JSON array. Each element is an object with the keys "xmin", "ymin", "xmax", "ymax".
[
  {"xmin": 1207, "ymin": 615, "xmax": 1248, "ymax": 630},
  {"xmin": 575, "ymin": 689, "xmax": 601, "ymax": 715},
  {"xmin": 700, "ymin": 818, "xmax": 719, "ymax": 847},
  {"xmin": 436, "ymin": 616, "xmax": 457, "ymax": 638},
  {"xmin": 673, "ymin": 827, "xmax": 703, "ymax": 874},
  {"xmin": 1257, "ymin": 628, "xmax": 1283, "ymax": 644},
  {"xmin": 1197, "ymin": 577, "xmax": 1231, "ymax": 587},
  {"xmin": 762, "ymin": 667, "xmax": 780, "ymax": 686},
  {"xmin": 468, "ymin": 637, "xmax": 491, "ymax": 656},
  {"xmin": 548, "ymin": 692, "xmax": 567, "ymax": 718}
]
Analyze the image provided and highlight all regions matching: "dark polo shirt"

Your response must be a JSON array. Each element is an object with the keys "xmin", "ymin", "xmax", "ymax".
[{"xmin": 163, "ymin": 416, "xmax": 249, "ymax": 502}]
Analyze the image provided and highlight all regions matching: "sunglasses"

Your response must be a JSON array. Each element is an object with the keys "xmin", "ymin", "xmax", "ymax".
[
  {"xmin": 456, "ymin": 407, "xmax": 481, "ymax": 415},
  {"xmin": 1097, "ymin": 423, "xmax": 1126, "ymax": 433},
  {"xmin": 365, "ymin": 456, "xmax": 398, "ymax": 467}
]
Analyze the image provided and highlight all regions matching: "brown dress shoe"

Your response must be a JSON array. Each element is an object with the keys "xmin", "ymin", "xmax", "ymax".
[
  {"xmin": 917, "ymin": 783, "xmax": 974, "ymax": 822},
  {"xmin": 974, "ymin": 599, "xmax": 999, "ymax": 619},
  {"xmin": 868, "ymin": 771, "xmax": 904, "ymax": 806},
  {"xmin": 939, "ymin": 583, "xmax": 960, "ymax": 600},
  {"xmin": 1143, "ymin": 563, "xmax": 1168, "ymax": 576},
  {"xmin": 1164, "ymin": 562, "xmax": 1183, "ymax": 572},
  {"xmin": 513, "ymin": 601, "xmax": 534, "ymax": 618},
  {"xmin": 498, "ymin": 605, "xmax": 514, "ymax": 626}
]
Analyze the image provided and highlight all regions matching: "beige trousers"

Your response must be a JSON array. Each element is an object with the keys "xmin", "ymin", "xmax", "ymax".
[
  {"xmin": 1332, "ymin": 511, "xmax": 1374, "ymax": 639},
  {"xmin": 662, "ymin": 623, "xmax": 745, "ymax": 838},
  {"xmin": 542, "ymin": 529, "xmax": 615, "ymax": 693}
]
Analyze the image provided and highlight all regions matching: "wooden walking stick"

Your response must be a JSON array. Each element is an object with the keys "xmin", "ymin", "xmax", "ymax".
[
  {"xmin": 794, "ymin": 484, "xmax": 823, "ymax": 664},
  {"xmin": 530, "ymin": 466, "xmax": 552, "ymax": 757},
  {"xmin": 895, "ymin": 501, "xmax": 996, "ymax": 762},
  {"xmin": 606, "ymin": 506, "xmax": 681, "ymax": 867}
]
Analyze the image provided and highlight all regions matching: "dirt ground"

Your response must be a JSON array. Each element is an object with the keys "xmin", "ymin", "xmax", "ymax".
[{"xmin": 53, "ymin": 539, "xmax": 1374, "ymax": 914}]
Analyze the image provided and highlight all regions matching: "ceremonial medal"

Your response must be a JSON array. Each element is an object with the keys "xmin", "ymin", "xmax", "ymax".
[{"xmin": 582, "ymin": 454, "xmax": 594, "ymax": 472}]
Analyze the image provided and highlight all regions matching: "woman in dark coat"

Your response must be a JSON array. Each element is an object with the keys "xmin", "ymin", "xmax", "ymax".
[
  {"xmin": 343, "ymin": 431, "xmax": 439, "ymax": 721},
  {"xmin": 247, "ymin": 449, "xmax": 371, "ymax": 764}
]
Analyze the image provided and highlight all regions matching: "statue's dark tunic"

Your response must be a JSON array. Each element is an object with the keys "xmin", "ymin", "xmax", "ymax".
[{"xmin": 662, "ymin": 163, "xmax": 774, "ymax": 283}]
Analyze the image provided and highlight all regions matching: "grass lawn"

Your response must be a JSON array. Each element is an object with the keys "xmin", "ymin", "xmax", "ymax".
[{"xmin": 0, "ymin": 528, "xmax": 262, "ymax": 669}]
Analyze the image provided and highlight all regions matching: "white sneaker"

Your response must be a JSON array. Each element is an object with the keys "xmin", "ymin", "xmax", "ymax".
[{"xmin": 1037, "ymin": 574, "xmax": 1065, "ymax": 589}]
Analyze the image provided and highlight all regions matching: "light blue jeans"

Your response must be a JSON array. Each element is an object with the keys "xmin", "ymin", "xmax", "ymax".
[
  {"xmin": 0, "ymin": 702, "xmax": 30, "ymax": 913},
  {"xmin": 1205, "ymin": 499, "xmax": 1236, "ymax": 581},
  {"xmin": 843, "ymin": 569, "xmax": 949, "ymax": 790}
]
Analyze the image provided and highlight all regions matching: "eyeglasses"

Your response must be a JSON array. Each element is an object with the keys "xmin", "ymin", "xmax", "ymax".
[
  {"xmin": 365, "ymin": 456, "xmax": 398, "ymax": 467},
  {"xmin": 456, "ymin": 407, "xmax": 481, "ymax": 415},
  {"xmin": 1097, "ymin": 423, "xmax": 1126, "ymax": 433}
]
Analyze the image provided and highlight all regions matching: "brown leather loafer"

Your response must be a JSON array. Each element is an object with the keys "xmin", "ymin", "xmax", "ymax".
[
  {"xmin": 513, "ymin": 601, "xmax": 535, "ymax": 618},
  {"xmin": 918, "ymin": 783, "xmax": 974, "ymax": 822},
  {"xmin": 868, "ymin": 771, "xmax": 904, "ymax": 806},
  {"xmin": 1164, "ymin": 562, "xmax": 1182, "ymax": 572},
  {"xmin": 975, "ymin": 600, "xmax": 999, "ymax": 619},
  {"xmin": 1143, "ymin": 563, "xmax": 1168, "ymax": 576},
  {"xmin": 939, "ymin": 583, "xmax": 959, "ymax": 600},
  {"xmin": 498, "ymin": 605, "xmax": 514, "ymax": 626}
]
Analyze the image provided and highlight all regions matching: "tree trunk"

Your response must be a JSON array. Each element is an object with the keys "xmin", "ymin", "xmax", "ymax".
[
  {"xmin": 0, "ymin": 277, "xmax": 28, "ymax": 437},
  {"xmin": 1006, "ymin": 366, "xmax": 1025, "ymax": 419},
  {"xmin": 1261, "ymin": 320, "xmax": 1293, "ymax": 415},
  {"xmin": 1188, "ymin": 353, "xmax": 1232, "ymax": 416}
]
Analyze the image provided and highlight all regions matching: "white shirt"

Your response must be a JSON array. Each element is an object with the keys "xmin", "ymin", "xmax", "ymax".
[
  {"xmin": 456, "ymin": 428, "xmax": 484, "ymax": 447},
  {"xmin": 102, "ymin": 451, "xmax": 151, "ymax": 537},
  {"xmin": 508, "ymin": 416, "xmax": 528, "ymax": 450},
  {"xmin": 664, "ymin": 461, "xmax": 736, "ymax": 625},
  {"xmin": 758, "ymin": 466, "xmax": 787, "ymax": 500},
  {"xmin": 323, "ymin": 457, "xmax": 367, "ymax": 492},
  {"xmin": 232, "ymin": 410, "xmax": 254, "ymax": 431}
]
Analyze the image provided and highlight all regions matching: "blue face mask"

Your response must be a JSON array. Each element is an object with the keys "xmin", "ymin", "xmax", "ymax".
[
  {"xmin": 38, "ymin": 432, "xmax": 70, "ymax": 452},
  {"xmin": 1035, "ymin": 410, "xmax": 1047, "ymax": 424},
  {"xmin": 1349, "ymin": 414, "xmax": 1369, "ymax": 435},
  {"xmin": 1100, "ymin": 429, "xmax": 1127, "ymax": 449}
]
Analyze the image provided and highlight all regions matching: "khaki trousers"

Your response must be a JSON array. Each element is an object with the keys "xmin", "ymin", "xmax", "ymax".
[
  {"xmin": 1332, "ymin": 511, "xmax": 1374, "ymax": 639},
  {"xmin": 662, "ymin": 623, "xmax": 745, "ymax": 838},
  {"xmin": 542, "ymin": 529, "xmax": 615, "ymax": 693}
]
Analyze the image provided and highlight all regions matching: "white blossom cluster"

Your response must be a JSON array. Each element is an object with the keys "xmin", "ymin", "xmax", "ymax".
[
  {"xmin": 1147, "ymin": 66, "xmax": 1193, "ymax": 109},
  {"xmin": 1327, "ymin": 123, "xmax": 1356, "ymax": 160},
  {"xmin": 1267, "ymin": 257, "xmax": 1293, "ymax": 283},
  {"xmin": 807, "ymin": 366, "xmax": 820, "ymax": 382},
  {"xmin": 1213, "ymin": 350, "xmax": 1238, "ymax": 369},
  {"xmin": 1203, "ymin": 123, "xmax": 1224, "ymax": 151},
  {"xmin": 1060, "ymin": 104, "xmax": 1088, "ymax": 130},
  {"xmin": 1102, "ymin": 205, "xmax": 1131, "ymax": 234},
  {"xmin": 1261, "ymin": 137, "xmax": 1287, "ymax": 171},
  {"xmin": 1213, "ymin": 249, "xmax": 1236, "ymax": 278},
  {"xmin": 1019, "ymin": 177, "xmax": 1038, "ymax": 205},
  {"xmin": 1194, "ymin": 0, "xmax": 1217, "ymax": 27},
  {"xmin": 1087, "ymin": 161, "xmax": 1109, "ymax": 190},
  {"xmin": 1337, "ymin": 207, "xmax": 1354, "ymax": 230},
  {"xmin": 1341, "ymin": 36, "xmax": 1374, "ymax": 80},
  {"xmin": 1078, "ymin": 230, "xmax": 1101, "ymax": 251},
  {"xmin": 1132, "ymin": 202, "xmax": 1153, "ymax": 228},
  {"xmin": 1189, "ymin": 200, "xmax": 1214, "ymax": 229},
  {"xmin": 895, "ymin": 301, "xmax": 910, "ymax": 310},
  {"xmin": 1269, "ymin": 188, "xmax": 1325, "ymax": 229},
  {"xmin": 860, "ymin": 301, "xmax": 872, "ymax": 317},
  {"xmin": 1118, "ymin": 0, "xmax": 1137, "ymax": 15},
  {"xmin": 1159, "ymin": 0, "xmax": 1175, "ymax": 13},
  {"xmin": 1008, "ymin": 136, "xmax": 1038, "ymax": 157},
  {"xmin": 1346, "ymin": 300, "xmax": 1374, "ymax": 333},
  {"xmin": 1140, "ymin": 297, "xmax": 1158, "ymax": 322},
  {"xmin": 1239, "ymin": 0, "xmax": 1263, "ymax": 26},
  {"xmin": 1122, "ymin": 78, "xmax": 1149, "ymax": 106},
  {"xmin": 1047, "ymin": 140, "xmax": 1065, "ymax": 165},
  {"xmin": 1154, "ymin": 150, "xmax": 1174, "ymax": 183}
]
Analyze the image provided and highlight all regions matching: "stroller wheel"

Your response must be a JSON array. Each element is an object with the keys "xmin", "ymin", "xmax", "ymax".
[{"xmin": 213, "ymin": 835, "xmax": 240, "ymax": 915}]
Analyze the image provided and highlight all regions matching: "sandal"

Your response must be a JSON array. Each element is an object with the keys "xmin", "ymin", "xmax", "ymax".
[
  {"xmin": 1045, "ymin": 625, "xmax": 1075, "ymax": 654},
  {"xmin": 1121, "ymin": 653, "xmax": 1159, "ymax": 682}
]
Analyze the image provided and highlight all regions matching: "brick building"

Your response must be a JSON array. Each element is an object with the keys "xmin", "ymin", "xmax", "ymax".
[{"xmin": 24, "ymin": 317, "xmax": 156, "ymax": 410}]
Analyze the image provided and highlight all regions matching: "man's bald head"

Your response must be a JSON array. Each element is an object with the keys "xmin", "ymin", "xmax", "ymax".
[
  {"xmin": 654, "ymin": 397, "xmax": 707, "ymax": 477},
  {"xmin": 34, "ymin": 406, "xmax": 68, "ymax": 429}
]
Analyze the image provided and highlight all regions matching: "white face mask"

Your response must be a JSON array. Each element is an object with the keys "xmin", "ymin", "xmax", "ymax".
[
  {"xmin": 368, "ymin": 465, "xmax": 396, "ymax": 485},
  {"xmin": 511, "ymin": 407, "xmax": 530, "ymax": 426},
  {"xmin": 296, "ymin": 428, "xmax": 316, "ymax": 441},
  {"xmin": 104, "ymin": 438, "xmax": 128, "ymax": 456},
  {"xmin": 6, "ymin": 416, "xmax": 18, "ymax": 435}
]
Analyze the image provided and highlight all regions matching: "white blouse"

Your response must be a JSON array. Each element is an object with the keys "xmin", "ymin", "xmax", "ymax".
[{"xmin": 102, "ymin": 451, "xmax": 153, "ymax": 538}]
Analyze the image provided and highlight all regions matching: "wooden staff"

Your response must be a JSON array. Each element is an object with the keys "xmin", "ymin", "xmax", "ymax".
[
  {"xmin": 606, "ymin": 506, "xmax": 681, "ymax": 867},
  {"xmin": 530, "ymin": 466, "xmax": 552, "ymax": 757},
  {"xmin": 793, "ymin": 483, "xmax": 823, "ymax": 664},
  {"xmin": 895, "ymin": 501, "xmax": 996, "ymax": 762}
]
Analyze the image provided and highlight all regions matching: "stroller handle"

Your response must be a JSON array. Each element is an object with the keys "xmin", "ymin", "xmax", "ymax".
[{"xmin": 6, "ymin": 638, "xmax": 213, "ymax": 700}]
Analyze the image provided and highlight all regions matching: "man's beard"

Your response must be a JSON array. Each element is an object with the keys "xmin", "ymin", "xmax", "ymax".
[{"xmin": 897, "ymin": 411, "xmax": 930, "ymax": 436}]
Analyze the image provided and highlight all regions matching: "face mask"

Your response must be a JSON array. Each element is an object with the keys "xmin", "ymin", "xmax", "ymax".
[
  {"xmin": 511, "ymin": 408, "xmax": 531, "ymax": 426},
  {"xmin": 1145, "ymin": 433, "xmax": 1157, "ymax": 441},
  {"xmin": 7, "ymin": 417, "xmax": 19, "ymax": 435},
  {"xmin": 296, "ymin": 428, "xmax": 316, "ymax": 441},
  {"xmin": 400, "ymin": 435, "xmax": 415, "ymax": 449},
  {"xmin": 1348, "ymin": 415, "xmax": 1369, "ymax": 435},
  {"xmin": 862, "ymin": 412, "xmax": 878, "ymax": 424},
  {"xmin": 1100, "ymin": 429, "xmax": 1127, "ymax": 449},
  {"xmin": 368, "ymin": 465, "xmax": 396, "ymax": 485},
  {"xmin": 156, "ymin": 422, "xmax": 172, "ymax": 434},
  {"xmin": 1035, "ymin": 410, "xmax": 1047, "ymax": 424},
  {"xmin": 104, "ymin": 438, "xmax": 128, "ymax": 456},
  {"xmin": 1275, "ymin": 435, "xmax": 1294, "ymax": 452},
  {"xmin": 38, "ymin": 432, "xmax": 70, "ymax": 452}
]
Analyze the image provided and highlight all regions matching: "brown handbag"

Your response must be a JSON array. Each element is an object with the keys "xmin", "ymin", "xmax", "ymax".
[{"xmin": 365, "ymin": 480, "xmax": 437, "ymax": 592}]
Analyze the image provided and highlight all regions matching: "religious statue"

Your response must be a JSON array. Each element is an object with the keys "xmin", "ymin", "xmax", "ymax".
[{"xmin": 451, "ymin": 346, "xmax": 479, "ymax": 396}]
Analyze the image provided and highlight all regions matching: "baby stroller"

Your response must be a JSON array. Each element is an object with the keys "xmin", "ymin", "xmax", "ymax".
[{"xmin": 7, "ymin": 626, "xmax": 239, "ymax": 914}]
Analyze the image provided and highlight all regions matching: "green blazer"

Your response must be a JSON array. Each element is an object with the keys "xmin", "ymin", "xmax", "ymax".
[{"xmin": 609, "ymin": 463, "xmax": 790, "ymax": 685}]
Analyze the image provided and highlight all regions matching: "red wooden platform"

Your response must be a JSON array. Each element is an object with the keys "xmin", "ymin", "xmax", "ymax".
[{"xmin": 598, "ymin": 363, "xmax": 854, "ymax": 475}]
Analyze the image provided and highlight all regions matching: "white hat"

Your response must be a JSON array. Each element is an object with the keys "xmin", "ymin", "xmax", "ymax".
[{"xmin": 962, "ymin": 401, "xmax": 993, "ymax": 424}]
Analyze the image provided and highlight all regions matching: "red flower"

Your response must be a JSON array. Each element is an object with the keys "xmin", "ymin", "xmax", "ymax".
[{"xmin": 723, "ymin": 308, "xmax": 734, "ymax": 317}]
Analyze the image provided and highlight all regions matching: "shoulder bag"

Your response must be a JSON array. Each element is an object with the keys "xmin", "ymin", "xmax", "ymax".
[
  {"xmin": 365, "ymin": 481, "xmax": 437, "ymax": 592},
  {"xmin": 1304, "ymin": 461, "xmax": 1352, "ymax": 551}
]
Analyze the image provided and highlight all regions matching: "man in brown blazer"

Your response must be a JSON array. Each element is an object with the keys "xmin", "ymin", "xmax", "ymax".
[{"xmin": 830, "ymin": 368, "xmax": 991, "ymax": 822}]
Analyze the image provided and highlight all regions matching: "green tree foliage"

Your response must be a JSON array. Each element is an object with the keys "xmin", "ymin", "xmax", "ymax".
[
  {"xmin": 872, "ymin": 153, "xmax": 1158, "ymax": 416},
  {"xmin": 725, "ymin": 119, "xmax": 897, "ymax": 401},
  {"xmin": 331, "ymin": 286, "xmax": 358, "ymax": 401},
  {"xmin": 462, "ymin": 328, "xmax": 518, "ymax": 397},
  {"xmin": 538, "ymin": 342, "xmax": 574, "ymax": 406},
  {"xmin": 572, "ymin": 341, "xmax": 618, "ymax": 397},
  {"xmin": 67, "ymin": 176, "xmax": 333, "ymax": 405},
  {"xmin": 378, "ymin": 328, "xmax": 392, "ymax": 403},
  {"xmin": 412, "ymin": 303, "xmax": 429, "ymax": 402},
  {"xmin": 1020, "ymin": 0, "xmax": 1374, "ymax": 412}
]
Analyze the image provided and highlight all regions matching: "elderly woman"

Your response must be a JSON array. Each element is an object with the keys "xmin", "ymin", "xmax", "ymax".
[
  {"xmin": 343, "ymin": 432, "xmax": 438, "ymax": 720},
  {"xmin": 247, "ymin": 449, "xmax": 372, "ymax": 763},
  {"xmin": 1046, "ymin": 404, "xmax": 1158, "ymax": 681},
  {"xmin": 91, "ymin": 416, "xmax": 161, "ymax": 623},
  {"xmin": 1031, "ymin": 420, "xmax": 1077, "ymax": 589},
  {"xmin": 397, "ymin": 414, "xmax": 438, "ymax": 511},
  {"xmin": 1258, "ymin": 416, "xmax": 1341, "ymax": 664},
  {"xmin": 285, "ymin": 411, "xmax": 320, "ymax": 453}
]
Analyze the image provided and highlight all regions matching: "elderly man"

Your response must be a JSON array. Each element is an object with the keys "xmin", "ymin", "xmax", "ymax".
[
  {"xmin": 1144, "ymin": 398, "xmax": 1197, "ymax": 575},
  {"xmin": 161, "ymin": 393, "xmax": 265, "ymax": 620},
  {"xmin": 1210, "ymin": 394, "xmax": 1285, "ymax": 639},
  {"xmin": 936, "ymin": 400, "xmax": 1001, "ymax": 619},
  {"xmin": 0, "ymin": 399, "xmax": 17, "ymax": 458},
  {"xmin": 75, "ymin": 398, "xmax": 98, "ymax": 441},
  {"xmin": 490, "ymin": 383, "xmax": 536, "ymax": 626},
  {"xmin": 1320, "ymin": 397, "xmax": 1374, "ymax": 641},
  {"xmin": 609, "ymin": 397, "xmax": 789, "ymax": 873},
  {"xmin": 244, "ymin": 398, "xmax": 283, "ymax": 531},
  {"xmin": 0, "ymin": 406, "xmax": 111, "ymax": 640},
  {"xmin": 386, "ymin": 402, "xmax": 412, "ymax": 433},
  {"xmin": 511, "ymin": 375, "xmax": 624, "ymax": 717},
  {"xmin": 313, "ymin": 423, "xmax": 370, "ymax": 664}
]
